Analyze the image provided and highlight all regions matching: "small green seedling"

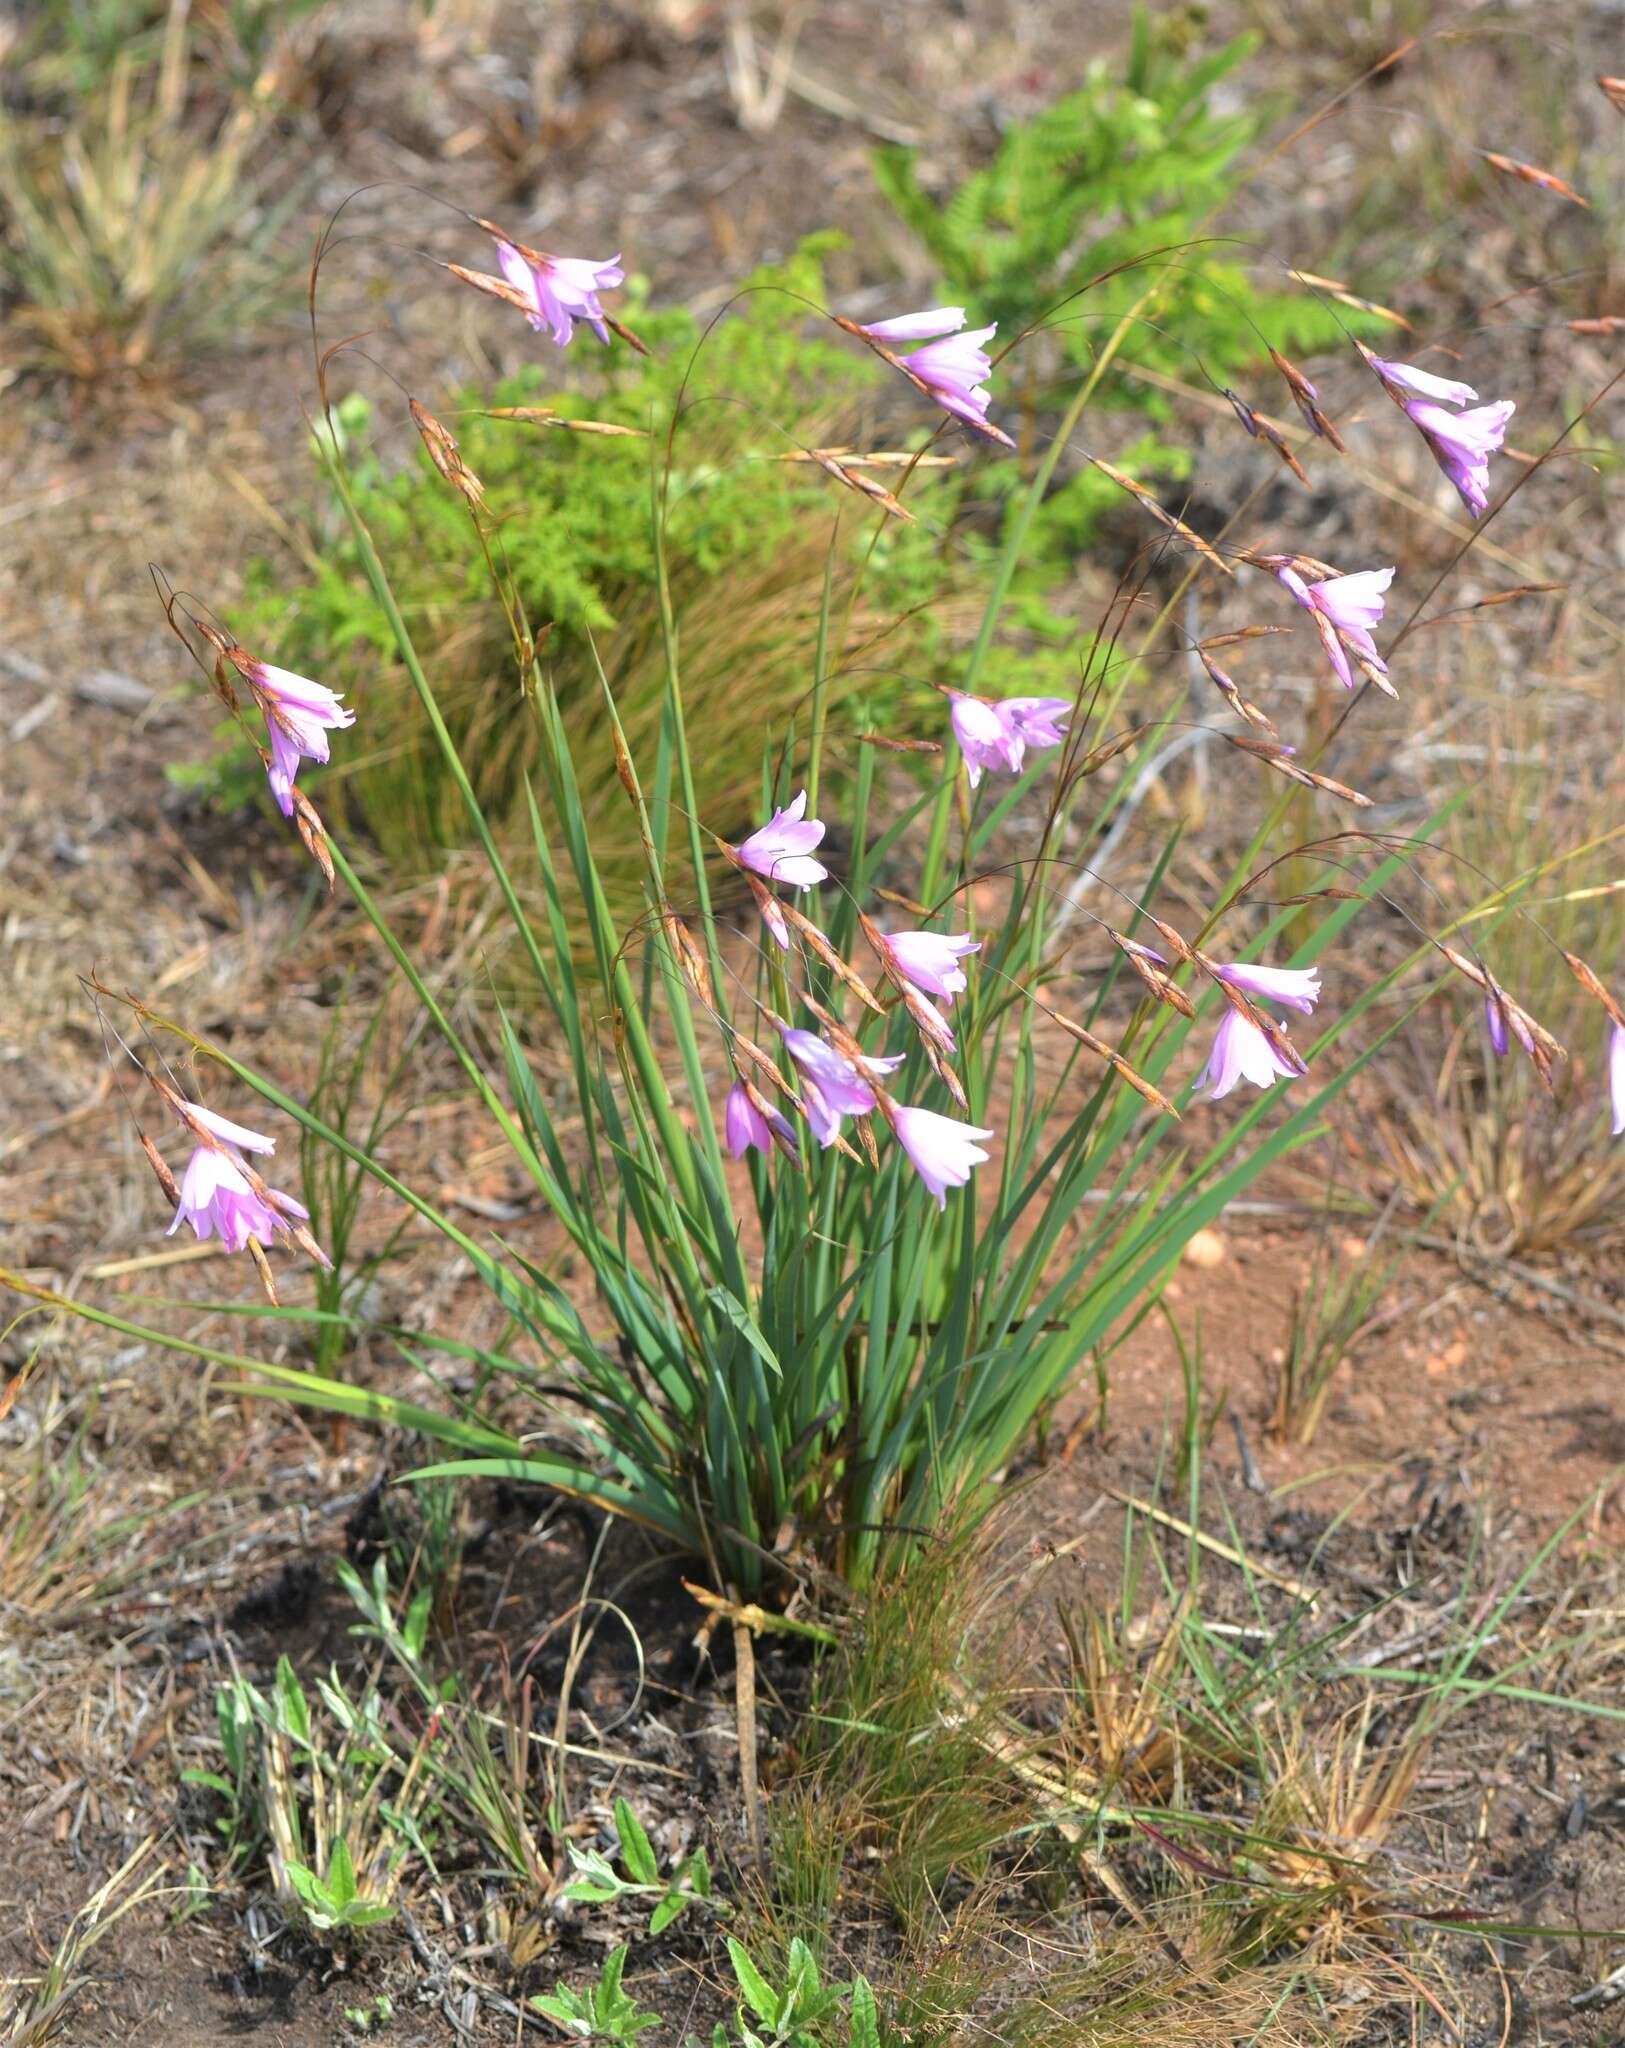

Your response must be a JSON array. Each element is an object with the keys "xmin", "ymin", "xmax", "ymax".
[
  {"xmin": 345, "ymin": 1994, "xmax": 395, "ymax": 2033},
  {"xmin": 697, "ymin": 1939, "xmax": 882, "ymax": 2048},
  {"xmin": 564, "ymin": 1797, "xmax": 715, "ymax": 1934},
  {"xmin": 530, "ymin": 1944, "xmax": 661, "ymax": 2043},
  {"xmin": 284, "ymin": 1840, "xmax": 396, "ymax": 1935}
]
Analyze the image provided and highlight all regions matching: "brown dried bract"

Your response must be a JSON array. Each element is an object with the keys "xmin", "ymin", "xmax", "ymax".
[
  {"xmin": 410, "ymin": 398, "xmax": 486, "ymax": 509},
  {"xmin": 1223, "ymin": 389, "xmax": 1309, "ymax": 482},
  {"xmin": 805, "ymin": 446, "xmax": 916, "ymax": 522},
  {"xmin": 1253, "ymin": 414, "xmax": 1311, "ymax": 485},
  {"xmin": 1269, "ymin": 348, "xmax": 1347, "ymax": 452},
  {"xmin": 1562, "ymin": 950, "xmax": 1625, "ymax": 1030},
  {"xmin": 782, "ymin": 902, "xmax": 887, "ymax": 1016},
  {"xmin": 1441, "ymin": 946, "xmax": 1565, "ymax": 1084},
  {"xmin": 444, "ymin": 260, "xmax": 535, "ymax": 316},
  {"xmin": 859, "ymin": 734, "xmax": 941, "ymax": 754},
  {"xmin": 602, "ymin": 315, "xmax": 651, "ymax": 358},
  {"xmin": 289, "ymin": 780, "xmax": 336, "ymax": 892},
  {"xmin": 612, "ymin": 724, "xmax": 643, "ymax": 805},
  {"xmin": 1108, "ymin": 928, "xmax": 1196, "ymax": 1019},
  {"xmin": 1439, "ymin": 943, "xmax": 1489, "ymax": 992},
  {"xmin": 873, "ymin": 884, "xmax": 935, "ymax": 918},
  {"xmin": 1199, "ymin": 626, "xmax": 1291, "ymax": 650},
  {"xmin": 1477, "ymin": 149, "xmax": 1589, "ymax": 206},
  {"xmin": 1073, "ymin": 727, "xmax": 1148, "ymax": 776},
  {"xmin": 915, "ymin": 1021, "xmax": 969, "ymax": 1110},
  {"xmin": 139, "ymin": 1131, "xmax": 181, "ymax": 1206},
  {"xmin": 246, "ymin": 1238, "xmax": 280, "ymax": 1306},
  {"xmin": 1088, "ymin": 457, "xmax": 1234, "ymax": 576},
  {"xmin": 662, "ymin": 907, "xmax": 715, "ymax": 1008},
  {"xmin": 777, "ymin": 447, "xmax": 956, "ymax": 471},
  {"xmin": 1288, "ymin": 271, "xmax": 1413, "ymax": 330},
  {"xmin": 1146, "ymin": 917, "xmax": 1197, "ymax": 966},
  {"xmin": 1196, "ymin": 649, "xmax": 1276, "ymax": 734},
  {"xmin": 1224, "ymin": 734, "xmax": 1373, "ymax": 807},
  {"xmin": 1053, "ymin": 1012, "xmax": 1177, "ymax": 1119},
  {"xmin": 482, "ymin": 406, "xmax": 647, "ymax": 438}
]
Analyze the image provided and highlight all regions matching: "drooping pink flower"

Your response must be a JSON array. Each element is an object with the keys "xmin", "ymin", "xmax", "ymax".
[
  {"xmin": 731, "ymin": 791, "xmax": 828, "ymax": 889},
  {"xmin": 1404, "ymin": 398, "xmax": 1516, "ymax": 518},
  {"xmin": 947, "ymin": 691, "xmax": 1071, "ymax": 788},
  {"xmin": 1197, "ymin": 960, "xmax": 1320, "ymax": 1099},
  {"xmin": 178, "ymin": 1100, "xmax": 276, "ymax": 1152},
  {"xmin": 1361, "ymin": 351, "xmax": 1482, "ymax": 408},
  {"xmin": 167, "ymin": 1144, "xmax": 309, "ymax": 1254},
  {"xmin": 1196, "ymin": 1011, "xmax": 1301, "ymax": 1099},
  {"xmin": 495, "ymin": 240, "xmax": 624, "ymax": 348},
  {"xmin": 1003, "ymin": 696, "xmax": 1072, "ymax": 749},
  {"xmin": 780, "ymin": 1028, "xmax": 903, "ymax": 1148},
  {"xmin": 854, "ymin": 308, "xmax": 1012, "ymax": 445},
  {"xmin": 876, "ymin": 929, "xmax": 981, "ymax": 1006},
  {"xmin": 1216, "ymin": 962, "xmax": 1322, "ymax": 1015},
  {"xmin": 1610, "ymin": 1022, "xmax": 1625, "ymax": 1137},
  {"xmin": 1485, "ymin": 991, "xmax": 1510, "ymax": 1058},
  {"xmin": 1358, "ymin": 347, "xmax": 1514, "ymax": 519},
  {"xmin": 890, "ymin": 1105, "xmax": 994, "ymax": 1209},
  {"xmin": 1275, "ymin": 563, "xmax": 1393, "ymax": 691},
  {"xmin": 948, "ymin": 692, "xmax": 1023, "ymax": 788},
  {"xmin": 250, "ymin": 663, "xmax": 355, "ymax": 817},
  {"xmin": 724, "ymin": 1082, "xmax": 799, "ymax": 1162}
]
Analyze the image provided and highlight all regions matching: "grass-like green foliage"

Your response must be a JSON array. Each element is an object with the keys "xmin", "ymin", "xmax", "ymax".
[
  {"xmin": 757, "ymin": 1527, "xmax": 1023, "ymax": 1965},
  {"xmin": 1269, "ymin": 1195, "xmax": 1408, "ymax": 1442},
  {"xmin": 0, "ymin": 3, "xmax": 305, "ymax": 380},
  {"xmin": 104, "ymin": 298, "xmax": 1431, "ymax": 1602},
  {"xmin": 191, "ymin": 1652, "xmax": 419, "ymax": 1936},
  {"xmin": 8, "ymin": 0, "xmax": 324, "ymax": 98},
  {"xmin": 1385, "ymin": 712, "xmax": 1625, "ymax": 1254}
]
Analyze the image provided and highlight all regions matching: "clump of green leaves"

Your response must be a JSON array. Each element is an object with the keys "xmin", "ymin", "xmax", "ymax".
[
  {"xmin": 532, "ymin": 1946, "xmax": 663, "ymax": 2044},
  {"xmin": 872, "ymin": 12, "xmax": 1358, "ymax": 408},
  {"xmin": 705, "ymin": 1940, "xmax": 884, "ymax": 2048},
  {"xmin": 187, "ymin": 1653, "xmax": 427, "ymax": 1938},
  {"xmin": 564, "ymin": 1796, "xmax": 715, "ymax": 1936},
  {"xmin": 285, "ymin": 1839, "xmax": 396, "ymax": 1937},
  {"xmin": 344, "ymin": 1994, "xmax": 396, "ymax": 2035}
]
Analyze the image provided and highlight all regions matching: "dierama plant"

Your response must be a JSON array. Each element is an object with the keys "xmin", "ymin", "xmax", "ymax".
[{"xmin": 16, "ymin": 196, "xmax": 1620, "ymax": 1601}]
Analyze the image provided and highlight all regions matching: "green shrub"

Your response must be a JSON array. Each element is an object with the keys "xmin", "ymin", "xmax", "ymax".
[
  {"xmin": 871, "ymin": 12, "xmax": 1366, "ymax": 416},
  {"xmin": 231, "ymin": 237, "xmax": 964, "ymax": 928}
]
